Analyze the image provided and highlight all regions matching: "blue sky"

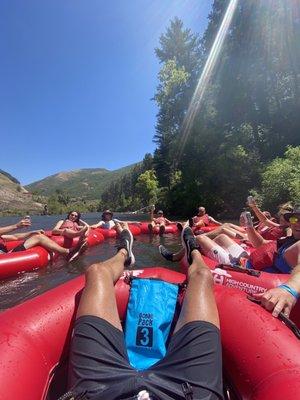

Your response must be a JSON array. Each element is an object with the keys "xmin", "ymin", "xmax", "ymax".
[{"xmin": 0, "ymin": 0, "xmax": 213, "ymax": 185}]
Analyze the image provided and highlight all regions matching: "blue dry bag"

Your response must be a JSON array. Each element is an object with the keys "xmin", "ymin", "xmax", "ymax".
[{"xmin": 124, "ymin": 278, "xmax": 179, "ymax": 370}]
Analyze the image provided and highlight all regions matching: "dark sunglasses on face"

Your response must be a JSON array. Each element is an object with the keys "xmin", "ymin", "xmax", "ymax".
[{"xmin": 289, "ymin": 216, "xmax": 299, "ymax": 224}]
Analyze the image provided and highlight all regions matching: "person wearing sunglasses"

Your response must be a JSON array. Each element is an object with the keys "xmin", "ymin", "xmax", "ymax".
[
  {"xmin": 247, "ymin": 199, "xmax": 292, "ymax": 240},
  {"xmin": 52, "ymin": 211, "xmax": 89, "ymax": 239},
  {"xmin": 90, "ymin": 210, "xmax": 122, "ymax": 230},
  {"xmin": 243, "ymin": 206, "xmax": 300, "ymax": 318},
  {"xmin": 0, "ymin": 218, "xmax": 87, "ymax": 262}
]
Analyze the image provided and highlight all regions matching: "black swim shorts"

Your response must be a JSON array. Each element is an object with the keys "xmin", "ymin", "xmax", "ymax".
[
  {"xmin": 66, "ymin": 315, "xmax": 223, "ymax": 400},
  {"xmin": 10, "ymin": 244, "xmax": 26, "ymax": 253},
  {"xmin": 0, "ymin": 243, "xmax": 26, "ymax": 254}
]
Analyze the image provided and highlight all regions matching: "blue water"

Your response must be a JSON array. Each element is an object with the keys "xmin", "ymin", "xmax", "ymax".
[{"xmin": 0, "ymin": 213, "xmax": 182, "ymax": 311}]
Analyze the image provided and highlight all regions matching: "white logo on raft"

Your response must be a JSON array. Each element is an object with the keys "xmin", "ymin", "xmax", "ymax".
[
  {"xmin": 121, "ymin": 270, "xmax": 144, "ymax": 280},
  {"xmin": 211, "ymin": 268, "xmax": 266, "ymax": 295}
]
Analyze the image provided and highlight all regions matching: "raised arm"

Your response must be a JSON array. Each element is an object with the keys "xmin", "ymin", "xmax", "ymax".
[
  {"xmin": 249, "ymin": 200, "xmax": 279, "ymax": 228},
  {"xmin": 90, "ymin": 221, "xmax": 104, "ymax": 229},
  {"xmin": 52, "ymin": 220, "xmax": 65, "ymax": 235},
  {"xmin": 0, "ymin": 219, "xmax": 31, "ymax": 236},
  {"xmin": 79, "ymin": 219, "xmax": 89, "ymax": 227},
  {"xmin": 149, "ymin": 205, "xmax": 155, "ymax": 222},
  {"xmin": 208, "ymin": 216, "xmax": 222, "ymax": 226}
]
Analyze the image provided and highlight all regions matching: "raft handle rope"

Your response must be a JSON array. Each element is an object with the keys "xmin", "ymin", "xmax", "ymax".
[
  {"xmin": 247, "ymin": 295, "xmax": 300, "ymax": 340},
  {"xmin": 131, "ymin": 205, "xmax": 155, "ymax": 214},
  {"xmin": 219, "ymin": 264, "xmax": 261, "ymax": 277}
]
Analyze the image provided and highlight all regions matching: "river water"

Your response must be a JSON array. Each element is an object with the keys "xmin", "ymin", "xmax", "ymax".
[{"xmin": 0, "ymin": 213, "xmax": 182, "ymax": 311}]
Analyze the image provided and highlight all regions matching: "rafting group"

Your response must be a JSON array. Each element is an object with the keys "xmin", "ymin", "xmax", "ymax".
[{"xmin": 1, "ymin": 198, "xmax": 300, "ymax": 400}]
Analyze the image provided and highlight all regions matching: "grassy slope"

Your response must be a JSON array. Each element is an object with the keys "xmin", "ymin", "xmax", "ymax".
[
  {"xmin": 0, "ymin": 171, "xmax": 43, "ymax": 214},
  {"xmin": 26, "ymin": 164, "xmax": 138, "ymax": 199}
]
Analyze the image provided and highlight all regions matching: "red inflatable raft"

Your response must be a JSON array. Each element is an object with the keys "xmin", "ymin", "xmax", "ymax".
[
  {"xmin": 192, "ymin": 224, "xmax": 219, "ymax": 234},
  {"xmin": 1, "ymin": 267, "xmax": 300, "ymax": 400},
  {"xmin": 139, "ymin": 222, "xmax": 179, "ymax": 234},
  {"xmin": 180, "ymin": 255, "xmax": 300, "ymax": 326},
  {"xmin": 92, "ymin": 223, "xmax": 142, "ymax": 238},
  {"xmin": 0, "ymin": 230, "xmax": 104, "ymax": 280}
]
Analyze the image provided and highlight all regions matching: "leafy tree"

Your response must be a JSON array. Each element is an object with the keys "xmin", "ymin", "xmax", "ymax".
[
  {"xmin": 260, "ymin": 146, "xmax": 300, "ymax": 210},
  {"xmin": 135, "ymin": 170, "xmax": 159, "ymax": 206},
  {"xmin": 153, "ymin": 18, "xmax": 202, "ymax": 186}
]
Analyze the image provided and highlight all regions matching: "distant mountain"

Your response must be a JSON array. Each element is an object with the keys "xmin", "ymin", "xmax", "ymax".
[
  {"xmin": 0, "ymin": 170, "xmax": 43, "ymax": 214},
  {"xmin": 25, "ymin": 164, "xmax": 138, "ymax": 199}
]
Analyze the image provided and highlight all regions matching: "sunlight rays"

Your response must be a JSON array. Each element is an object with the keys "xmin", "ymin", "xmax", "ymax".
[{"xmin": 176, "ymin": 0, "xmax": 239, "ymax": 161}]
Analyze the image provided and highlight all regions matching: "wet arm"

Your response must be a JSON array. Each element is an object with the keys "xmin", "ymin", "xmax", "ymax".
[
  {"xmin": 250, "ymin": 204, "xmax": 279, "ymax": 228},
  {"xmin": 52, "ymin": 220, "xmax": 65, "ymax": 235}
]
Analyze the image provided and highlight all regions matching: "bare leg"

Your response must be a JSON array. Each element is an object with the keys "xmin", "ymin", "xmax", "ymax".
[
  {"xmin": 76, "ymin": 250, "xmax": 127, "ymax": 330},
  {"xmin": 159, "ymin": 223, "xmax": 166, "ymax": 236},
  {"xmin": 245, "ymin": 226, "xmax": 266, "ymax": 248},
  {"xmin": 205, "ymin": 226, "xmax": 246, "ymax": 240},
  {"xmin": 23, "ymin": 234, "xmax": 69, "ymax": 255},
  {"xmin": 56, "ymin": 226, "xmax": 88, "ymax": 239},
  {"xmin": 115, "ymin": 222, "xmax": 129, "ymax": 235},
  {"xmin": 174, "ymin": 250, "xmax": 219, "ymax": 333},
  {"xmin": 196, "ymin": 235, "xmax": 230, "ymax": 263},
  {"xmin": 223, "ymin": 222, "xmax": 245, "ymax": 233},
  {"xmin": 214, "ymin": 234, "xmax": 248, "ymax": 259}
]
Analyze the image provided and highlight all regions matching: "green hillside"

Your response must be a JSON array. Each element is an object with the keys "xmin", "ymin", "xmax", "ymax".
[
  {"xmin": 0, "ymin": 170, "xmax": 43, "ymax": 215},
  {"xmin": 25, "ymin": 164, "xmax": 139, "ymax": 199}
]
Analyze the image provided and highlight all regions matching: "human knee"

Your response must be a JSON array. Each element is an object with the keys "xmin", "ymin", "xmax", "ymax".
[
  {"xmin": 85, "ymin": 263, "xmax": 111, "ymax": 280},
  {"xmin": 214, "ymin": 233, "xmax": 233, "ymax": 246},
  {"xmin": 188, "ymin": 265, "xmax": 213, "ymax": 285},
  {"xmin": 35, "ymin": 233, "xmax": 47, "ymax": 243}
]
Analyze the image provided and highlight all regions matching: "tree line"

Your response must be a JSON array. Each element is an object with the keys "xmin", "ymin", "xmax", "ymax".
[{"xmin": 101, "ymin": 0, "xmax": 300, "ymax": 217}]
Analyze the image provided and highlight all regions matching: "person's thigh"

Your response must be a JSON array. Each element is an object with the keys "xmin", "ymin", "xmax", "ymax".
[
  {"xmin": 144, "ymin": 321, "xmax": 223, "ymax": 400},
  {"xmin": 68, "ymin": 315, "xmax": 137, "ymax": 398},
  {"xmin": 197, "ymin": 236, "xmax": 230, "ymax": 264}
]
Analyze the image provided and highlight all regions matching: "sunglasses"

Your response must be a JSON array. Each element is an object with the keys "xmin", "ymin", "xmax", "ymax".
[
  {"xmin": 289, "ymin": 216, "xmax": 299, "ymax": 224},
  {"xmin": 70, "ymin": 213, "xmax": 78, "ymax": 217}
]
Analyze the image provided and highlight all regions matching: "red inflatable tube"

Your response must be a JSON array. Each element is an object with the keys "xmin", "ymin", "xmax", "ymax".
[
  {"xmin": 192, "ymin": 224, "xmax": 219, "ymax": 234},
  {"xmin": 0, "ymin": 231, "xmax": 104, "ymax": 280},
  {"xmin": 180, "ymin": 255, "xmax": 287, "ymax": 294},
  {"xmin": 180, "ymin": 255, "xmax": 300, "ymax": 326},
  {"xmin": 1, "ymin": 267, "xmax": 300, "ymax": 400},
  {"xmin": 49, "ymin": 230, "xmax": 104, "ymax": 248},
  {"xmin": 92, "ymin": 227, "xmax": 117, "ymax": 238},
  {"xmin": 139, "ymin": 222, "xmax": 179, "ymax": 234},
  {"xmin": 127, "ymin": 223, "xmax": 142, "ymax": 236},
  {"xmin": 0, "ymin": 246, "xmax": 50, "ymax": 280},
  {"xmin": 91, "ymin": 224, "xmax": 141, "ymax": 238}
]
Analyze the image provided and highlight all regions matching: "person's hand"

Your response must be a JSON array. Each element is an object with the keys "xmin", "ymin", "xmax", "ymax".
[
  {"xmin": 80, "ymin": 225, "xmax": 88, "ymax": 233},
  {"xmin": 252, "ymin": 287, "xmax": 297, "ymax": 317},
  {"xmin": 247, "ymin": 197, "xmax": 257, "ymax": 208},
  {"xmin": 17, "ymin": 219, "xmax": 31, "ymax": 228}
]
